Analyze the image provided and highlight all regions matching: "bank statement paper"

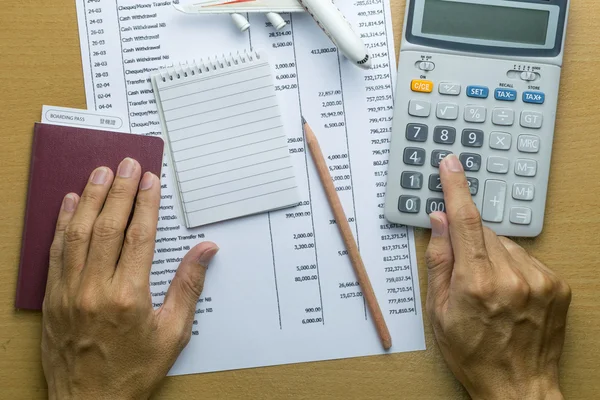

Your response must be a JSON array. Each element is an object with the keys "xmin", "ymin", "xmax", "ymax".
[{"xmin": 74, "ymin": 0, "xmax": 425, "ymax": 375}]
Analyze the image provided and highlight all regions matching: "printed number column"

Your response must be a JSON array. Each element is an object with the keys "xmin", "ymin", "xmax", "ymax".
[
  {"xmin": 338, "ymin": 0, "xmax": 417, "ymax": 318},
  {"xmin": 290, "ymin": 12, "xmax": 372, "ymax": 328},
  {"xmin": 248, "ymin": 14, "xmax": 325, "ymax": 330}
]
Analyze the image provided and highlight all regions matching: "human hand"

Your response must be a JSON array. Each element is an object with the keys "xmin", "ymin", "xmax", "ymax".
[
  {"xmin": 42, "ymin": 158, "xmax": 219, "ymax": 400},
  {"xmin": 425, "ymin": 154, "xmax": 571, "ymax": 400}
]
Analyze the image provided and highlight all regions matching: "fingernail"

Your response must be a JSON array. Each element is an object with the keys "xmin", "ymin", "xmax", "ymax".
[
  {"xmin": 139, "ymin": 172, "xmax": 155, "ymax": 191},
  {"xmin": 198, "ymin": 245, "xmax": 220, "ymax": 267},
  {"xmin": 63, "ymin": 194, "xmax": 77, "ymax": 212},
  {"xmin": 91, "ymin": 167, "xmax": 109, "ymax": 185},
  {"xmin": 443, "ymin": 154, "xmax": 463, "ymax": 172},
  {"xmin": 117, "ymin": 158, "xmax": 136, "ymax": 178},
  {"xmin": 430, "ymin": 215, "xmax": 446, "ymax": 237}
]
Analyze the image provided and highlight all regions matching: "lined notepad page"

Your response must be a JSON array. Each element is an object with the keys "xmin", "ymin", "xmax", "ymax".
[{"xmin": 152, "ymin": 51, "xmax": 300, "ymax": 228}]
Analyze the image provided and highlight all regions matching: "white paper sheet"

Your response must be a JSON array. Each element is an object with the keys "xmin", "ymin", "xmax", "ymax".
[{"xmin": 74, "ymin": 0, "xmax": 425, "ymax": 376}]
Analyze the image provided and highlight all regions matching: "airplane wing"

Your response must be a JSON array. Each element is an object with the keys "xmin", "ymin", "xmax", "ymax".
[{"xmin": 175, "ymin": 0, "xmax": 305, "ymax": 14}]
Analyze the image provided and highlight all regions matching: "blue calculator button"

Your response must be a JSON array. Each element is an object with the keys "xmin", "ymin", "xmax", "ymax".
[
  {"xmin": 523, "ymin": 91, "xmax": 545, "ymax": 104},
  {"xmin": 467, "ymin": 86, "xmax": 489, "ymax": 99},
  {"xmin": 495, "ymin": 88, "xmax": 517, "ymax": 101}
]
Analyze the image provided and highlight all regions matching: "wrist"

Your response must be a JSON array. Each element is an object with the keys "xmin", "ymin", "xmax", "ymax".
[{"xmin": 470, "ymin": 377, "xmax": 563, "ymax": 400}]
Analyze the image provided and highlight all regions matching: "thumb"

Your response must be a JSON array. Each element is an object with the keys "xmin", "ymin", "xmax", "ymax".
[
  {"xmin": 425, "ymin": 212, "xmax": 454, "ymax": 319},
  {"xmin": 158, "ymin": 242, "xmax": 219, "ymax": 333}
]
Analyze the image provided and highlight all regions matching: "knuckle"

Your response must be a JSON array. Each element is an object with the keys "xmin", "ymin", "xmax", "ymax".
[
  {"xmin": 93, "ymin": 216, "xmax": 124, "ymax": 241},
  {"xmin": 177, "ymin": 327, "xmax": 192, "ymax": 349},
  {"xmin": 530, "ymin": 274, "xmax": 555, "ymax": 298},
  {"xmin": 49, "ymin": 243, "xmax": 64, "ymax": 262},
  {"xmin": 80, "ymin": 189, "xmax": 102, "ymax": 205},
  {"xmin": 506, "ymin": 274, "xmax": 531, "ymax": 300},
  {"xmin": 454, "ymin": 203, "xmax": 482, "ymax": 231},
  {"xmin": 177, "ymin": 275, "xmax": 204, "ymax": 302},
  {"xmin": 464, "ymin": 279, "xmax": 496, "ymax": 302},
  {"xmin": 125, "ymin": 222, "xmax": 152, "ymax": 247},
  {"xmin": 64, "ymin": 222, "xmax": 91, "ymax": 245},
  {"xmin": 557, "ymin": 279, "xmax": 572, "ymax": 303},
  {"xmin": 135, "ymin": 194, "xmax": 156, "ymax": 210},
  {"xmin": 108, "ymin": 182, "xmax": 133, "ymax": 200},
  {"xmin": 112, "ymin": 289, "xmax": 139, "ymax": 313},
  {"xmin": 425, "ymin": 247, "xmax": 451, "ymax": 269},
  {"xmin": 74, "ymin": 291, "xmax": 98, "ymax": 316}
]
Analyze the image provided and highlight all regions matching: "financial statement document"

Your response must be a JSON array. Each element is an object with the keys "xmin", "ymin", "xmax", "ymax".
[{"xmin": 75, "ymin": 0, "xmax": 425, "ymax": 375}]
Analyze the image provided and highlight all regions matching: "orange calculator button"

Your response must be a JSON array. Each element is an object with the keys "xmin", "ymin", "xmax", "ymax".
[{"xmin": 411, "ymin": 79, "xmax": 434, "ymax": 93}]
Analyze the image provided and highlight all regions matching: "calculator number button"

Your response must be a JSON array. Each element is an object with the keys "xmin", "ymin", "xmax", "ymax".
[
  {"xmin": 518, "ymin": 135, "xmax": 540, "ymax": 153},
  {"xmin": 404, "ymin": 147, "xmax": 426, "ymax": 166},
  {"xmin": 510, "ymin": 207, "xmax": 533, "ymax": 225},
  {"xmin": 460, "ymin": 153, "xmax": 482, "ymax": 172},
  {"xmin": 513, "ymin": 183, "xmax": 535, "ymax": 201},
  {"xmin": 433, "ymin": 126, "xmax": 456, "ymax": 144},
  {"xmin": 406, "ymin": 123, "xmax": 428, "ymax": 142},
  {"xmin": 492, "ymin": 108, "xmax": 514, "ymax": 126},
  {"xmin": 490, "ymin": 132, "xmax": 512, "ymax": 150},
  {"xmin": 464, "ymin": 106, "xmax": 486, "ymax": 123},
  {"xmin": 467, "ymin": 178, "xmax": 479, "ymax": 196},
  {"xmin": 439, "ymin": 82, "xmax": 461, "ymax": 96},
  {"xmin": 482, "ymin": 180, "xmax": 507, "ymax": 223},
  {"xmin": 398, "ymin": 196, "xmax": 421, "ymax": 213},
  {"xmin": 520, "ymin": 111, "xmax": 543, "ymax": 129},
  {"xmin": 411, "ymin": 79, "xmax": 433, "ymax": 93},
  {"xmin": 401, "ymin": 172, "xmax": 423, "ymax": 190},
  {"xmin": 426, "ymin": 198, "xmax": 446, "ymax": 214},
  {"xmin": 428, "ymin": 175, "xmax": 477, "ymax": 196},
  {"xmin": 431, "ymin": 150, "xmax": 453, "ymax": 167},
  {"xmin": 487, "ymin": 156, "xmax": 510, "ymax": 174},
  {"xmin": 462, "ymin": 129, "xmax": 484, "ymax": 147},
  {"xmin": 409, "ymin": 100, "xmax": 431, "ymax": 117},
  {"xmin": 515, "ymin": 159, "xmax": 537, "ymax": 177},
  {"xmin": 429, "ymin": 174, "xmax": 443, "ymax": 192},
  {"xmin": 436, "ymin": 103, "xmax": 459, "ymax": 120}
]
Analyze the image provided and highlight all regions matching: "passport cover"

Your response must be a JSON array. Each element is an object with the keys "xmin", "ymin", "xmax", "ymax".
[{"xmin": 16, "ymin": 123, "xmax": 164, "ymax": 310}]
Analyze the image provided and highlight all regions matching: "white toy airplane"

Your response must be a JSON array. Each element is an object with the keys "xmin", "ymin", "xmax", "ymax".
[{"xmin": 174, "ymin": 0, "xmax": 372, "ymax": 69}]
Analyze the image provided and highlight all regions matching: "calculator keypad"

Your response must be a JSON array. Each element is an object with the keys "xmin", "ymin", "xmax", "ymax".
[{"xmin": 385, "ymin": 52, "xmax": 557, "ymax": 237}]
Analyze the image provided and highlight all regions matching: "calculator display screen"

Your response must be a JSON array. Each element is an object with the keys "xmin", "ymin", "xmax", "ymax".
[{"xmin": 422, "ymin": 0, "xmax": 550, "ymax": 45}]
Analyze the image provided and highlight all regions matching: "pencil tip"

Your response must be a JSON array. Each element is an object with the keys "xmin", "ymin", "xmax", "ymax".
[{"xmin": 301, "ymin": 116, "xmax": 307, "ymax": 125}]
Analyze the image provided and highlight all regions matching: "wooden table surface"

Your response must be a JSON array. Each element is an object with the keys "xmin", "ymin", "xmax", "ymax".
[{"xmin": 1, "ymin": 1, "xmax": 599, "ymax": 398}]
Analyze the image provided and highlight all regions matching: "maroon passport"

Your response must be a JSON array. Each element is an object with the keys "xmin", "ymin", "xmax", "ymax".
[{"xmin": 16, "ymin": 123, "xmax": 164, "ymax": 310}]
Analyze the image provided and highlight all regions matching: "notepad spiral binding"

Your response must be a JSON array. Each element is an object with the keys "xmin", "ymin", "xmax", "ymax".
[{"xmin": 158, "ymin": 49, "xmax": 262, "ymax": 82}]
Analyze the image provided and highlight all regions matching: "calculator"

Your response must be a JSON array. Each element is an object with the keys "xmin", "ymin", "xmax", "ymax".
[{"xmin": 384, "ymin": 0, "xmax": 570, "ymax": 237}]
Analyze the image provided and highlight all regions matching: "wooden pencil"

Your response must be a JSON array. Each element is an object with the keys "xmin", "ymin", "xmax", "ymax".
[{"xmin": 302, "ymin": 117, "xmax": 392, "ymax": 351}]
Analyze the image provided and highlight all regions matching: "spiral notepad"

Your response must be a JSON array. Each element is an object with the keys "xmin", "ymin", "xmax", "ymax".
[{"xmin": 152, "ymin": 50, "xmax": 300, "ymax": 228}]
